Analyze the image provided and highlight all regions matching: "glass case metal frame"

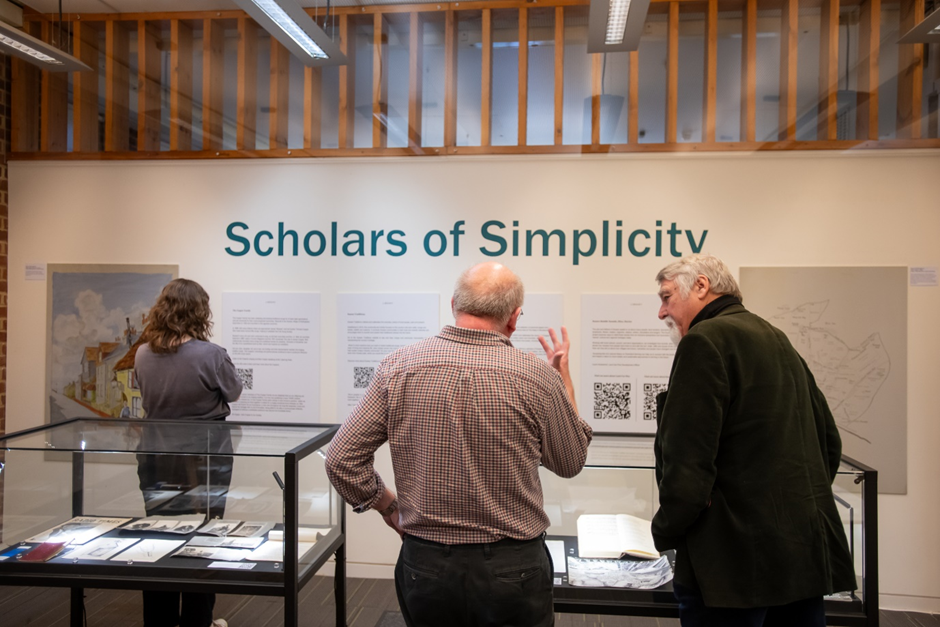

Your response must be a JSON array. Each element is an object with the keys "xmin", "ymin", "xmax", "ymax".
[
  {"xmin": 0, "ymin": 418, "xmax": 347, "ymax": 627},
  {"xmin": 548, "ymin": 434, "xmax": 878, "ymax": 627}
]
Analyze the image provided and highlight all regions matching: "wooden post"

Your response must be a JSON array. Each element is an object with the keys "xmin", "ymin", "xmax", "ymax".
[
  {"xmin": 408, "ymin": 12, "xmax": 424, "ymax": 149},
  {"xmin": 106, "ymin": 21, "xmax": 131, "ymax": 152},
  {"xmin": 856, "ymin": 0, "xmax": 880, "ymax": 140},
  {"xmin": 72, "ymin": 20, "xmax": 100, "ymax": 153},
  {"xmin": 138, "ymin": 21, "xmax": 162, "ymax": 152},
  {"xmin": 237, "ymin": 17, "xmax": 258, "ymax": 150},
  {"xmin": 169, "ymin": 19, "xmax": 193, "ymax": 151},
  {"xmin": 741, "ymin": 0, "xmax": 756, "ymax": 142},
  {"xmin": 481, "ymin": 9, "xmax": 493, "ymax": 147},
  {"xmin": 203, "ymin": 18, "xmax": 225, "ymax": 151},
  {"xmin": 666, "ymin": 2, "xmax": 679, "ymax": 143},
  {"xmin": 628, "ymin": 50, "xmax": 638, "ymax": 144},
  {"xmin": 818, "ymin": 0, "xmax": 839, "ymax": 140},
  {"xmin": 444, "ymin": 10, "xmax": 457, "ymax": 147},
  {"xmin": 778, "ymin": 0, "xmax": 799, "ymax": 140},
  {"xmin": 703, "ymin": 0, "xmax": 717, "ymax": 143}
]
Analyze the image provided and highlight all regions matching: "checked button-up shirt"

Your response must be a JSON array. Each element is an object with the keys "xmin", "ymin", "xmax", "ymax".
[{"xmin": 326, "ymin": 325, "xmax": 593, "ymax": 545}]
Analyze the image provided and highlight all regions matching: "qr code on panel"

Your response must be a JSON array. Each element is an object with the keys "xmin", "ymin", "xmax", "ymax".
[
  {"xmin": 593, "ymin": 382, "xmax": 631, "ymax": 420},
  {"xmin": 353, "ymin": 367, "xmax": 375, "ymax": 389},
  {"xmin": 643, "ymin": 383, "xmax": 668, "ymax": 420},
  {"xmin": 237, "ymin": 368, "xmax": 254, "ymax": 391}
]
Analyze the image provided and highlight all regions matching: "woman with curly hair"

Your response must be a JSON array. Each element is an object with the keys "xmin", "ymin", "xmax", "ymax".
[{"xmin": 135, "ymin": 278, "xmax": 241, "ymax": 627}]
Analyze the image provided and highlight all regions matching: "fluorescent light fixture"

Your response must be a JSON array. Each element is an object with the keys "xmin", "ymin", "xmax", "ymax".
[
  {"xmin": 0, "ymin": 20, "xmax": 91, "ymax": 72},
  {"xmin": 898, "ymin": 6, "xmax": 940, "ymax": 44},
  {"xmin": 232, "ymin": 0, "xmax": 346, "ymax": 67},
  {"xmin": 588, "ymin": 0, "xmax": 651, "ymax": 52},
  {"xmin": 605, "ymin": 0, "xmax": 632, "ymax": 45}
]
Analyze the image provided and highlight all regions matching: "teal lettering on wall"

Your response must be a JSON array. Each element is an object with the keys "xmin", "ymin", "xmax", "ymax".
[{"xmin": 223, "ymin": 219, "xmax": 709, "ymax": 264}]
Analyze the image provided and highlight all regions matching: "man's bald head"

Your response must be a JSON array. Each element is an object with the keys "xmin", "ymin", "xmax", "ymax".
[{"xmin": 452, "ymin": 262, "xmax": 525, "ymax": 327}]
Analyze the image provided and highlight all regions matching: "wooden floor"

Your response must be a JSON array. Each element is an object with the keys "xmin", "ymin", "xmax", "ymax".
[{"xmin": 0, "ymin": 577, "xmax": 936, "ymax": 626}]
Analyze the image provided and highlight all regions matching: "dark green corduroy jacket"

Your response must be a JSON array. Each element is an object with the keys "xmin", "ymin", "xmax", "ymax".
[{"xmin": 652, "ymin": 303, "xmax": 857, "ymax": 608}]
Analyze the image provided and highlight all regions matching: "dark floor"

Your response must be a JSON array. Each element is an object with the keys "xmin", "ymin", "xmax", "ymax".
[{"xmin": 0, "ymin": 577, "xmax": 936, "ymax": 626}]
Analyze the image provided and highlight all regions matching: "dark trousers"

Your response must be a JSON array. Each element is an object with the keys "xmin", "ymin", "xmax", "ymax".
[
  {"xmin": 394, "ymin": 533, "xmax": 554, "ymax": 627},
  {"xmin": 142, "ymin": 591, "xmax": 215, "ymax": 627},
  {"xmin": 138, "ymin": 449, "xmax": 233, "ymax": 627},
  {"xmin": 674, "ymin": 584, "xmax": 827, "ymax": 627}
]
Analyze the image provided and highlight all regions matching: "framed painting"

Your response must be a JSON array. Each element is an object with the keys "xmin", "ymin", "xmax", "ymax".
[{"xmin": 46, "ymin": 264, "xmax": 178, "ymax": 425}]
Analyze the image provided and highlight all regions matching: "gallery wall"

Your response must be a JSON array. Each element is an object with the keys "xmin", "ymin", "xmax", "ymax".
[{"xmin": 8, "ymin": 150, "xmax": 940, "ymax": 611}]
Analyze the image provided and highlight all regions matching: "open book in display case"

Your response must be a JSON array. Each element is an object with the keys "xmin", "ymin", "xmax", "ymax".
[
  {"xmin": 0, "ymin": 418, "xmax": 346, "ymax": 627},
  {"xmin": 540, "ymin": 433, "xmax": 878, "ymax": 626}
]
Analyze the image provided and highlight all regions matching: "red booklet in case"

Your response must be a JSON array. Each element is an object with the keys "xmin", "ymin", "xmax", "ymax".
[{"xmin": 19, "ymin": 542, "xmax": 67, "ymax": 562}]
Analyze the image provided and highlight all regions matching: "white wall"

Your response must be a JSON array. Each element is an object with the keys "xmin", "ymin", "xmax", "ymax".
[{"xmin": 8, "ymin": 151, "xmax": 940, "ymax": 611}]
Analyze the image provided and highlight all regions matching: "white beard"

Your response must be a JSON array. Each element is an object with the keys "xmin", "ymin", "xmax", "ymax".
[{"xmin": 663, "ymin": 316, "xmax": 682, "ymax": 346}]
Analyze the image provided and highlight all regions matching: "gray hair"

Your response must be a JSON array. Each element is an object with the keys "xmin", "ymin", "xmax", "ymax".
[
  {"xmin": 656, "ymin": 254, "xmax": 742, "ymax": 301},
  {"xmin": 452, "ymin": 263, "xmax": 525, "ymax": 326}
]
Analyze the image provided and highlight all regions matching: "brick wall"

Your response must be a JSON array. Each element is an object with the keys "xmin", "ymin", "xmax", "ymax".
[
  {"xmin": 0, "ymin": 55, "xmax": 9, "ymax": 528},
  {"xmin": 0, "ymin": 55, "xmax": 8, "ymax": 438}
]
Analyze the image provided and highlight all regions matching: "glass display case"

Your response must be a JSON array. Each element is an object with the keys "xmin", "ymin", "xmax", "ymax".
[
  {"xmin": 0, "ymin": 418, "xmax": 344, "ymax": 627},
  {"xmin": 541, "ymin": 433, "xmax": 878, "ymax": 627}
]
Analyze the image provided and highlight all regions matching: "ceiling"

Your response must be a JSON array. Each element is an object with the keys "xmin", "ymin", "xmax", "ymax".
[{"xmin": 20, "ymin": 0, "xmax": 427, "ymax": 13}]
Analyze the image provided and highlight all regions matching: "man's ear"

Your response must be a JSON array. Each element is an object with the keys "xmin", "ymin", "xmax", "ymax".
[
  {"xmin": 694, "ymin": 275, "xmax": 712, "ymax": 299},
  {"xmin": 507, "ymin": 307, "xmax": 522, "ymax": 334}
]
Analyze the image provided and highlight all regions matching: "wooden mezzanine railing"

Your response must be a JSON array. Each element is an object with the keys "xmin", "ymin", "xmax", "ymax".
[{"xmin": 10, "ymin": 0, "xmax": 940, "ymax": 160}]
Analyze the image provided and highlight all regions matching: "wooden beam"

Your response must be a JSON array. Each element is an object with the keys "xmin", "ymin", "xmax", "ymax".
[
  {"xmin": 373, "ymin": 13, "xmax": 389, "ymax": 148},
  {"xmin": 408, "ymin": 12, "xmax": 424, "ymax": 149},
  {"xmin": 818, "ymin": 0, "xmax": 839, "ymax": 140},
  {"xmin": 72, "ymin": 20, "xmax": 100, "ymax": 153},
  {"xmin": 339, "ymin": 14, "xmax": 356, "ymax": 149},
  {"xmin": 106, "ymin": 21, "xmax": 131, "ymax": 152},
  {"xmin": 304, "ymin": 65, "xmax": 323, "ymax": 149},
  {"xmin": 237, "ymin": 17, "xmax": 258, "ymax": 150},
  {"xmin": 40, "ymin": 21, "xmax": 67, "ymax": 152},
  {"xmin": 856, "ymin": 0, "xmax": 880, "ymax": 140},
  {"xmin": 741, "ymin": 0, "xmax": 756, "ymax": 142},
  {"xmin": 518, "ymin": 7, "xmax": 529, "ymax": 146},
  {"xmin": 703, "ymin": 0, "xmax": 717, "ymax": 143},
  {"xmin": 138, "ymin": 21, "xmax": 162, "ymax": 152},
  {"xmin": 897, "ymin": 0, "xmax": 924, "ymax": 138},
  {"xmin": 444, "ymin": 10, "xmax": 457, "ymax": 147},
  {"xmin": 778, "ymin": 0, "xmax": 798, "ymax": 140},
  {"xmin": 481, "ymin": 8, "xmax": 493, "ymax": 147},
  {"xmin": 591, "ymin": 53, "xmax": 601, "ymax": 145},
  {"xmin": 629, "ymin": 50, "xmax": 638, "ymax": 144},
  {"xmin": 270, "ymin": 40, "xmax": 290, "ymax": 149},
  {"xmin": 554, "ymin": 6, "xmax": 564, "ymax": 145},
  {"xmin": 203, "ymin": 18, "xmax": 225, "ymax": 151},
  {"xmin": 666, "ymin": 2, "xmax": 678, "ymax": 143},
  {"xmin": 169, "ymin": 19, "xmax": 193, "ymax": 151}
]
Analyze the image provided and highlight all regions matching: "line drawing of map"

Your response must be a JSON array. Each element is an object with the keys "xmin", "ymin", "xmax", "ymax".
[
  {"xmin": 740, "ymin": 266, "xmax": 907, "ymax": 494},
  {"xmin": 771, "ymin": 301, "xmax": 890, "ymax": 444}
]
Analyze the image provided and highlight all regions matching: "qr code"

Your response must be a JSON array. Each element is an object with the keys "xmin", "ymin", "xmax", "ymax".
[
  {"xmin": 593, "ymin": 382, "xmax": 631, "ymax": 420},
  {"xmin": 643, "ymin": 383, "xmax": 668, "ymax": 420},
  {"xmin": 237, "ymin": 368, "xmax": 254, "ymax": 390},
  {"xmin": 353, "ymin": 367, "xmax": 375, "ymax": 389}
]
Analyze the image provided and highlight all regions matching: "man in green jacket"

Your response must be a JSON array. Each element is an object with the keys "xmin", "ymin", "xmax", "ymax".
[{"xmin": 653, "ymin": 254, "xmax": 857, "ymax": 626}]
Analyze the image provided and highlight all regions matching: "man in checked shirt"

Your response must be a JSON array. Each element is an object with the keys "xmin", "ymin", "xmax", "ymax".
[{"xmin": 326, "ymin": 261, "xmax": 593, "ymax": 627}]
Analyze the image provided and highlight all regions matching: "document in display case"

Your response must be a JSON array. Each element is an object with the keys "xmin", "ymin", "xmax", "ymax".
[
  {"xmin": 0, "ymin": 418, "xmax": 346, "ymax": 627},
  {"xmin": 540, "ymin": 433, "xmax": 878, "ymax": 627}
]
